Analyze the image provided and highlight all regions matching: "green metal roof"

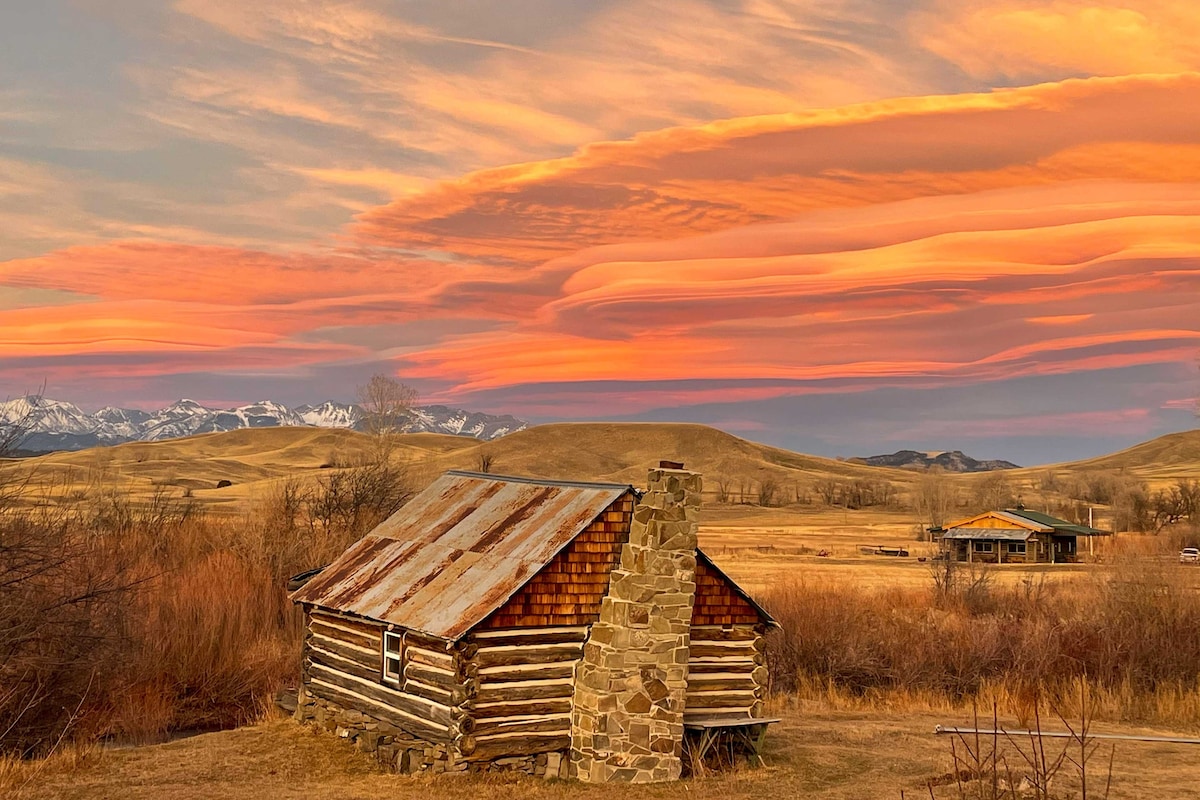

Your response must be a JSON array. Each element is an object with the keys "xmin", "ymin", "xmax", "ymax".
[{"xmin": 1005, "ymin": 508, "xmax": 1106, "ymax": 535}]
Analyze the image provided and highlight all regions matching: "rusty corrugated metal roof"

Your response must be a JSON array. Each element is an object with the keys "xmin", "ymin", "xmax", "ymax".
[{"xmin": 290, "ymin": 470, "xmax": 633, "ymax": 640}]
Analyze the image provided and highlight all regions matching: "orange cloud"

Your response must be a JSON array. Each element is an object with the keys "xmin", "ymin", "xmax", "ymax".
[
  {"xmin": 918, "ymin": 1, "xmax": 1200, "ymax": 80},
  {"xmin": 4, "ymin": 72, "xmax": 1197, "ymax": 417},
  {"xmin": 355, "ymin": 74, "xmax": 1200, "ymax": 263}
]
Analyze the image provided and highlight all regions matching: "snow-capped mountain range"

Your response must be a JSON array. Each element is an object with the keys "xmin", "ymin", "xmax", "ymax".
[{"xmin": 0, "ymin": 396, "xmax": 527, "ymax": 452}]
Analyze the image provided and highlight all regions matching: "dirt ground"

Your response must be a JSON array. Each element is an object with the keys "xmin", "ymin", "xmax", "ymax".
[{"xmin": 15, "ymin": 705, "xmax": 1200, "ymax": 800}]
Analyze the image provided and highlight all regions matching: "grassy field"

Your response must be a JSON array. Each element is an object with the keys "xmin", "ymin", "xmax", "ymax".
[
  {"xmin": 4, "ymin": 422, "xmax": 1200, "ymax": 797},
  {"xmin": 5, "ymin": 423, "xmax": 1197, "ymax": 518},
  {"xmin": 4, "ymin": 422, "xmax": 1197, "ymax": 598},
  {"xmin": 13, "ymin": 705, "xmax": 1200, "ymax": 800}
]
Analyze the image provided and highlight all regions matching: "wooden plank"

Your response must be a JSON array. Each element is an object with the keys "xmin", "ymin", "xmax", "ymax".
[
  {"xmin": 307, "ymin": 677, "xmax": 452, "ymax": 743},
  {"xmin": 311, "ymin": 621, "xmax": 377, "ymax": 651},
  {"xmin": 310, "ymin": 644, "xmax": 378, "ymax": 683},
  {"xmin": 476, "ymin": 644, "xmax": 584, "ymax": 668},
  {"xmin": 473, "ymin": 714, "xmax": 571, "ymax": 738},
  {"xmin": 406, "ymin": 645, "xmax": 456, "ymax": 671},
  {"xmin": 688, "ymin": 642, "xmax": 757, "ymax": 659},
  {"xmin": 477, "ymin": 661, "xmax": 577, "ymax": 683},
  {"xmin": 309, "ymin": 663, "xmax": 457, "ymax": 727},
  {"xmin": 475, "ymin": 679, "xmax": 575, "ymax": 704},
  {"xmin": 689, "ymin": 626, "xmax": 758, "ymax": 642},
  {"xmin": 469, "ymin": 627, "xmax": 588, "ymax": 646},
  {"xmin": 403, "ymin": 677, "xmax": 462, "ymax": 707},
  {"xmin": 465, "ymin": 733, "xmax": 570, "ymax": 760},
  {"xmin": 311, "ymin": 631, "xmax": 377, "ymax": 662},
  {"xmin": 395, "ymin": 629, "xmax": 455, "ymax": 652},
  {"xmin": 467, "ymin": 698, "xmax": 573, "ymax": 718},
  {"xmin": 311, "ymin": 608, "xmax": 384, "ymax": 636},
  {"xmin": 687, "ymin": 660, "xmax": 756, "ymax": 675},
  {"xmin": 687, "ymin": 673, "xmax": 757, "ymax": 690},
  {"xmin": 405, "ymin": 661, "xmax": 458, "ymax": 688},
  {"xmin": 684, "ymin": 689, "xmax": 759, "ymax": 709}
]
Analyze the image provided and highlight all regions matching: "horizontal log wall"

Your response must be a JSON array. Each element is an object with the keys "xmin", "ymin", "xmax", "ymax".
[
  {"xmin": 304, "ymin": 607, "xmax": 469, "ymax": 744},
  {"xmin": 685, "ymin": 625, "xmax": 768, "ymax": 718},
  {"xmin": 463, "ymin": 625, "xmax": 587, "ymax": 759}
]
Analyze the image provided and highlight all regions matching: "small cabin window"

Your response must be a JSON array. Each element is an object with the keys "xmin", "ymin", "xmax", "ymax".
[
  {"xmin": 382, "ymin": 631, "xmax": 404, "ymax": 685},
  {"xmin": 1007, "ymin": 542, "xmax": 1027, "ymax": 554},
  {"xmin": 973, "ymin": 541, "xmax": 994, "ymax": 553}
]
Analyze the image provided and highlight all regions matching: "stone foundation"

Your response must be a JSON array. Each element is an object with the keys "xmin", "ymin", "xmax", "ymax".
[
  {"xmin": 294, "ymin": 688, "xmax": 569, "ymax": 778},
  {"xmin": 569, "ymin": 466, "xmax": 701, "ymax": 783}
]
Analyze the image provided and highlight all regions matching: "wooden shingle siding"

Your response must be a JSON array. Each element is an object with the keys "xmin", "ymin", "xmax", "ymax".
[
  {"xmin": 685, "ymin": 624, "xmax": 768, "ymax": 718},
  {"xmin": 480, "ymin": 493, "xmax": 634, "ymax": 629},
  {"xmin": 691, "ymin": 558, "xmax": 762, "ymax": 626},
  {"xmin": 462, "ymin": 625, "xmax": 586, "ymax": 758}
]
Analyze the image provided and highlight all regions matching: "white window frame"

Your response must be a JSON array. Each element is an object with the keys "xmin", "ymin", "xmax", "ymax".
[
  {"xmin": 973, "ymin": 540, "xmax": 994, "ymax": 553},
  {"xmin": 382, "ymin": 631, "xmax": 404, "ymax": 686},
  {"xmin": 1007, "ymin": 541, "xmax": 1027, "ymax": 554}
]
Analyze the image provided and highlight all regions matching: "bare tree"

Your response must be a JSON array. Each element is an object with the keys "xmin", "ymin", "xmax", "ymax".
[
  {"xmin": 914, "ymin": 467, "xmax": 957, "ymax": 532},
  {"xmin": 355, "ymin": 374, "xmax": 418, "ymax": 457},
  {"xmin": 972, "ymin": 472, "xmax": 1016, "ymax": 511},
  {"xmin": 0, "ymin": 383, "xmax": 47, "ymax": 457}
]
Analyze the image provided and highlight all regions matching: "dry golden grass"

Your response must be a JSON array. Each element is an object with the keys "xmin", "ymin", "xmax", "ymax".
[
  {"xmin": 4, "ymin": 423, "xmax": 1199, "ymax": 523},
  {"xmin": 5, "ymin": 422, "xmax": 1197, "ymax": 598},
  {"xmin": 0, "ymin": 422, "xmax": 919, "ymax": 514},
  {"xmin": 14, "ymin": 706, "xmax": 1200, "ymax": 800}
]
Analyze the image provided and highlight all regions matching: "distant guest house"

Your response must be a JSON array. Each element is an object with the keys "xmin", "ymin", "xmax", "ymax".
[
  {"xmin": 289, "ymin": 463, "xmax": 777, "ymax": 783},
  {"xmin": 933, "ymin": 507, "xmax": 1108, "ymax": 564}
]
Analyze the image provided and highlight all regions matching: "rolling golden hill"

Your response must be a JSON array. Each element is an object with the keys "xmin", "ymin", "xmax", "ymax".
[
  {"xmin": 2, "ymin": 423, "xmax": 1197, "ymax": 513},
  {"xmin": 1049, "ymin": 429, "xmax": 1200, "ymax": 484}
]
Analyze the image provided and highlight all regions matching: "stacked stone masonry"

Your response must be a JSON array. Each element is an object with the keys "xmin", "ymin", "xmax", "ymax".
[{"xmin": 569, "ymin": 468, "xmax": 702, "ymax": 783}]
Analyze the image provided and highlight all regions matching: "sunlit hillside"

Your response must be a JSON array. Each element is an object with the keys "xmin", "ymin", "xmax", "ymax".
[{"xmin": 3, "ymin": 423, "xmax": 1198, "ymax": 521}]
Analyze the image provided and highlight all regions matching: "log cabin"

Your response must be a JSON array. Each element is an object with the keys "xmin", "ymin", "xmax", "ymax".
[
  {"xmin": 289, "ymin": 463, "xmax": 776, "ymax": 782},
  {"xmin": 933, "ymin": 507, "xmax": 1108, "ymax": 564}
]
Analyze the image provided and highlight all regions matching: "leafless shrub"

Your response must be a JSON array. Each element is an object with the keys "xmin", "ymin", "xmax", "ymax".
[
  {"xmin": 303, "ymin": 460, "xmax": 413, "ymax": 540},
  {"xmin": 931, "ymin": 689, "xmax": 1114, "ymax": 800},
  {"xmin": 915, "ymin": 467, "xmax": 958, "ymax": 529},
  {"xmin": 1150, "ymin": 479, "xmax": 1199, "ymax": 531},
  {"xmin": 815, "ymin": 478, "xmax": 839, "ymax": 506},
  {"xmin": 0, "ymin": 504, "xmax": 144, "ymax": 755},
  {"xmin": 971, "ymin": 473, "xmax": 1017, "ymax": 511},
  {"xmin": 762, "ymin": 560, "xmax": 1200, "ymax": 717},
  {"xmin": 757, "ymin": 479, "xmax": 779, "ymax": 507},
  {"xmin": 715, "ymin": 480, "xmax": 731, "ymax": 504}
]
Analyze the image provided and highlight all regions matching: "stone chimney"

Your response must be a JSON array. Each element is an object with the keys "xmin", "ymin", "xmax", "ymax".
[{"xmin": 569, "ymin": 462, "xmax": 701, "ymax": 783}]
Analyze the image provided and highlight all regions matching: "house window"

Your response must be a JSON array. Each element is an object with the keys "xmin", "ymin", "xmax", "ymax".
[
  {"xmin": 973, "ymin": 541, "xmax": 994, "ymax": 553},
  {"xmin": 1007, "ymin": 542, "xmax": 1027, "ymax": 554},
  {"xmin": 382, "ymin": 631, "xmax": 404, "ymax": 685}
]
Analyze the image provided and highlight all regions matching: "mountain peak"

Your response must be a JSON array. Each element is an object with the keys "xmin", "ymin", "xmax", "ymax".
[
  {"xmin": 850, "ymin": 449, "xmax": 1020, "ymax": 472},
  {"xmin": 11, "ymin": 396, "xmax": 527, "ymax": 453}
]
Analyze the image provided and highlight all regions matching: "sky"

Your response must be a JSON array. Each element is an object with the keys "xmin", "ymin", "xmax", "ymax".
[{"xmin": 1, "ymin": 0, "xmax": 1198, "ymax": 465}]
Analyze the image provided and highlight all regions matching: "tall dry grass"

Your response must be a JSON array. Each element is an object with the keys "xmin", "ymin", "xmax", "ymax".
[
  {"xmin": 762, "ymin": 558, "xmax": 1200, "ymax": 727},
  {"xmin": 0, "ymin": 462, "xmax": 409, "ymax": 756}
]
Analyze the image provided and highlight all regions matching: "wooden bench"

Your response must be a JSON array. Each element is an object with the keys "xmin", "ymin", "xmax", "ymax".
[{"xmin": 683, "ymin": 716, "xmax": 781, "ymax": 774}]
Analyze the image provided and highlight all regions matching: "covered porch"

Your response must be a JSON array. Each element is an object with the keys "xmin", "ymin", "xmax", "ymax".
[{"xmin": 940, "ymin": 528, "xmax": 1040, "ymax": 564}]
